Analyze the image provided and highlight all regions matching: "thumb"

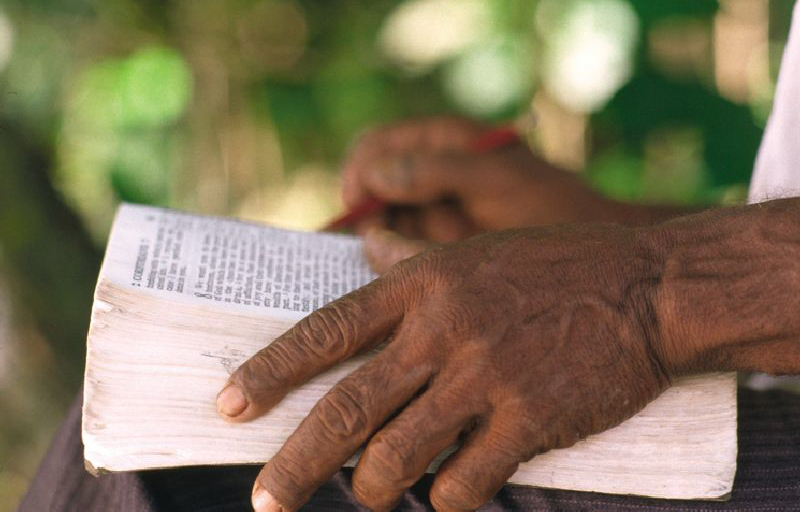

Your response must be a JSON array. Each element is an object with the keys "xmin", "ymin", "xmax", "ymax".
[
  {"xmin": 364, "ymin": 153, "xmax": 477, "ymax": 204},
  {"xmin": 363, "ymin": 228, "xmax": 432, "ymax": 274}
]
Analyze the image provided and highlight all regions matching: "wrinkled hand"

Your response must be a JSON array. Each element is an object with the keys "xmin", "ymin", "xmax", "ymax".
[
  {"xmin": 217, "ymin": 224, "xmax": 677, "ymax": 511},
  {"xmin": 341, "ymin": 116, "xmax": 615, "ymax": 242}
]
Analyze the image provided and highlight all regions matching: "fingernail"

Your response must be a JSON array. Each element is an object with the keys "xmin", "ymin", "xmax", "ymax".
[
  {"xmin": 216, "ymin": 383, "xmax": 247, "ymax": 417},
  {"xmin": 252, "ymin": 482, "xmax": 279, "ymax": 511}
]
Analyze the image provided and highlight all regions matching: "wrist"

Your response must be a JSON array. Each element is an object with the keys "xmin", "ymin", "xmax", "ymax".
[
  {"xmin": 605, "ymin": 199, "xmax": 702, "ymax": 227},
  {"xmin": 644, "ymin": 198, "xmax": 800, "ymax": 375}
]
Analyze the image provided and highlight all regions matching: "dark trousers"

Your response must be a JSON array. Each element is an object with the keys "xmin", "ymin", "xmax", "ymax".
[{"xmin": 18, "ymin": 387, "xmax": 800, "ymax": 511}]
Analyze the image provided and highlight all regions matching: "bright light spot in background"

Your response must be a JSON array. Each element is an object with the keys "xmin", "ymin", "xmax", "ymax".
[
  {"xmin": 379, "ymin": 0, "xmax": 490, "ymax": 74},
  {"xmin": 748, "ymin": 42, "xmax": 784, "ymax": 125},
  {"xmin": 0, "ymin": 10, "xmax": 14, "ymax": 73},
  {"xmin": 238, "ymin": 166, "xmax": 341, "ymax": 231},
  {"xmin": 536, "ymin": 0, "xmax": 639, "ymax": 113},
  {"xmin": 443, "ymin": 37, "xmax": 533, "ymax": 118},
  {"xmin": 714, "ymin": 0, "xmax": 768, "ymax": 104},
  {"xmin": 58, "ymin": 45, "xmax": 193, "ymax": 239},
  {"xmin": 71, "ymin": 46, "xmax": 192, "ymax": 129},
  {"xmin": 120, "ymin": 47, "xmax": 192, "ymax": 127}
]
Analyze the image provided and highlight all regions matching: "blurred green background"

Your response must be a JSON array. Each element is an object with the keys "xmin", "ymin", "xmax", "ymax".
[{"xmin": 0, "ymin": 0, "xmax": 794, "ymax": 507}]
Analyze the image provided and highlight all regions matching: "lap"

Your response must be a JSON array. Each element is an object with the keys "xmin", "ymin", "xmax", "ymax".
[{"xmin": 18, "ymin": 387, "xmax": 800, "ymax": 511}]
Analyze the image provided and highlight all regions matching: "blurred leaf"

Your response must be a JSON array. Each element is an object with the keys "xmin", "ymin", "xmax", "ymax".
[
  {"xmin": 594, "ymin": 71, "xmax": 762, "ymax": 187},
  {"xmin": 585, "ymin": 148, "xmax": 644, "ymax": 201},
  {"xmin": 71, "ymin": 59, "xmax": 127, "ymax": 128},
  {"xmin": 117, "ymin": 46, "xmax": 192, "ymax": 127},
  {"xmin": 313, "ymin": 70, "xmax": 396, "ymax": 141},
  {"xmin": 489, "ymin": 0, "xmax": 539, "ymax": 33},
  {"xmin": 109, "ymin": 131, "xmax": 171, "ymax": 205},
  {"xmin": 262, "ymin": 82, "xmax": 320, "ymax": 135},
  {"xmin": 72, "ymin": 45, "xmax": 191, "ymax": 130}
]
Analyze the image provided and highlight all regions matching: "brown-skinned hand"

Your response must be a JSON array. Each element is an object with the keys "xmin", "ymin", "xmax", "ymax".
[
  {"xmin": 341, "ymin": 116, "xmax": 643, "ymax": 242},
  {"xmin": 216, "ymin": 223, "xmax": 676, "ymax": 511}
]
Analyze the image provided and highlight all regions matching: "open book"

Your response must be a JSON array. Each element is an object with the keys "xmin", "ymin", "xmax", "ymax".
[{"xmin": 82, "ymin": 203, "xmax": 737, "ymax": 500}]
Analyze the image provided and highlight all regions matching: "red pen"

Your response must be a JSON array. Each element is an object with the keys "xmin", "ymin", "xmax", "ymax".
[{"xmin": 322, "ymin": 124, "xmax": 521, "ymax": 232}]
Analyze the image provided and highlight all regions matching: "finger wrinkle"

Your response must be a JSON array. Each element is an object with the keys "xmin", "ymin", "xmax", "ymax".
[
  {"xmin": 237, "ymin": 345, "xmax": 290, "ymax": 396},
  {"xmin": 260, "ymin": 451, "xmax": 312, "ymax": 509},
  {"xmin": 361, "ymin": 430, "xmax": 419, "ymax": 486},
  {"xmin": 293, "ymin": 311, "xmax": 351, "ymax": 362},
  {"xmin": 430, "ymin": 473, "xmax": 487, "ymax": 511},
  {"xmin": 312, "ymin": 382, "xmax": 371, "ymax": 443}
]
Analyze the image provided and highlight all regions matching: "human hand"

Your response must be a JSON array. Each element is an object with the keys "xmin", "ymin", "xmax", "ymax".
[
  {"xmin": 216, "ymin": 224, "xmax": 677, "ymax": 511},
  {"xmin": 341, "ymin": 116, "xmax": 616, "ymax": 242}
]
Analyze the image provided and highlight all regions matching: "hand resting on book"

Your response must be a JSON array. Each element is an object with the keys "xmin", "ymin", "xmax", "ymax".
[
  {"xmin": 217, "ymin": 197, "xmax": 800, "ymax": 511},
  {"xmin": 217, "ymin": 223, "xmax": 679, "ymax": 510}
]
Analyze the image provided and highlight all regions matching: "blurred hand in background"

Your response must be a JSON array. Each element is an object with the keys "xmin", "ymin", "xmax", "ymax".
[{"xmin": 341, "ymin": 116, "xmax": 696, "ymax": 245}]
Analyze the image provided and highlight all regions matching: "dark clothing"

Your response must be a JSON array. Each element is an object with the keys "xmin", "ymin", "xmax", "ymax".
[{"xmin": 19, "ymin": 387, "xmax": 800, "ymax": 511}]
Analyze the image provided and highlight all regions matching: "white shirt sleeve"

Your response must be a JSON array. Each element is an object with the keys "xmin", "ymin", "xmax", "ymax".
[{"xmin": 748, "ymin": 1, "xmax": 800, "ymax": 204}]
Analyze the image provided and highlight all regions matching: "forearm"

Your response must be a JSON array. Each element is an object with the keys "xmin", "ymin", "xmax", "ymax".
[
  {"xmin": 524, "ymin": 175, "xmax": 699, "ymax": 228},
  {"xmin": 648, "ymin": 197, "xmax": 800, "ymax": 375},
  {"xmin": 609, "ymin": 201, "xmax": 703, "ymax": 227},
  {"xmin": 533, "ymin": 158, "xmax": 701, "ymax": 226}
]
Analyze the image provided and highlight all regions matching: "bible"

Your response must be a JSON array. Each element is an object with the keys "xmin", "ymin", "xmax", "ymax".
[{"xmin": 82, "ymin": 203, "xmax": 737, "ymax": 500}]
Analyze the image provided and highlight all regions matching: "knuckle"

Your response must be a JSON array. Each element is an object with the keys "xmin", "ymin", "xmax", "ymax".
[
  {"xmin": 486, "ymin": 420, "xmax": 544, "ymax": 461},
  {"xmin": 262, "ymin": 448, "xmax": 311, "ymax": 507},
  {"xmin": 430, "ymin": 302, "xmax": 477, "ymax": 335},
  {"xmin": 292, "ymin": 300, "xmax": 360, "ymax": 361},
  {"xmin": 408, "ymin": 298, "xmax": 480, "ymax": 343},
  {"xmin": 486, "ymin": 432, "xmax": 529, "ymax": 462},
  {"xmin": 312, "ymin": 380, "xmax": 369, "ymax": 442},
  {"xmin": 361, "ymin": 430, "xmax": 417, "ymax": 486},
  {"xmin": 389, "ymin": 248, "xmax": 443, "ymax": 287},
  {"xmin": 378, "ymin": 265, "xmax": 425, "ymax": 311},
  {"xmin": 237, "ymin": 343, "xmax": 293, "ymax": 390}
]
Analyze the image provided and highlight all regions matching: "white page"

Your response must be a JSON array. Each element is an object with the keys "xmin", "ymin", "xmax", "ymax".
[{"xmin": 101, "ymin": 203, "xmax": 377, "ymax": 322}]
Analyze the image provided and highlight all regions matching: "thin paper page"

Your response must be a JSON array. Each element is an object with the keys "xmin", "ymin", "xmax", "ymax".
[{"xmin": 100, "ymin": 203, "xmax": 377, "ymax": 320}]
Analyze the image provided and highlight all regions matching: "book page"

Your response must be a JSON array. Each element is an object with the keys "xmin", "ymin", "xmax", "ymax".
[{"xmin": 101, "ymin": 203, "xmax": 376, "ymax": 321}]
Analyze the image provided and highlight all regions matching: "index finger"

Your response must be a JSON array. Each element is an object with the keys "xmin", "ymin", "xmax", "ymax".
[
  {"xmin": 341, "ymin": 117, "xmax": 484, "ymax": 207},
  {"xmin": 254, "ymin": 341, "xmax": 433, "ymax": 511},
  {"xmin": 216, "ymin": 274, "xmax": 407, "ymax": 422}
]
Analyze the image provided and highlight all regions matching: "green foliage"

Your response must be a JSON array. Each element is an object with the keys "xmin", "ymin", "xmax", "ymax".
[
  {"xmin": 72, "ymin": 46, "xmax": 191, "ymax": 130},
  {"xmin": 117, "ymin": 47, "xmax": 192, "ymax": 128},
  {"xmin": 591, "ymin": 72, "xmax": 762, "ymax": 201},
  {"xmin": 628, "ymin": 0, "xmax": 719, "ymax": 25},
  {"xmin": 2, "ymin": 0, "xmax": 773, "ymax": 217},
  {"xmin": 109, "ymin": 131, "xmax": 173, "ymax": 204},
  {"xmin": 586, "ymin": 149, "xmax": 645, "ymax": 202}
]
